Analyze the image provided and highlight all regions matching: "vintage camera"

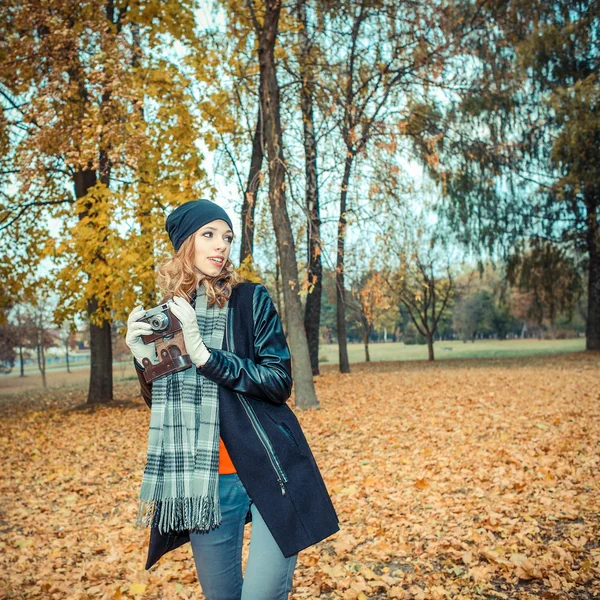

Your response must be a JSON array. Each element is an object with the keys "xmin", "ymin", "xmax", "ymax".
[{"xmin": 136, "ymin": 299, "xmax": 194, "ymax": 383}]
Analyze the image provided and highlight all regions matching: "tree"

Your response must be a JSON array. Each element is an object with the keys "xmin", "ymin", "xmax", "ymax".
[
  {"xmin": 16, "ymin": 284, "xmax": 58, "ymax": 390},
  {"xmin": 246, "ymin": 0, "xmax": 319, "ymax": 409},
  {"xmin": 507, "ymin": 241, "xmax": 584, "ymax": 338},
  {"xmin": 4, "ymin": 302, "xmax": 38, "ymax": 376},
  {"xmin": 0, "ymin": 317, "xmax": 16, "ymax": 374},
  {"xmin": 59, "ymin": 319, "xmax": 78, "ymax": 374},
  {"xmin": 202, "ymin": 1, "xmax": 328, "ymax": 375},
  {"xmin": 453, "ymin": 294, "xmax": 479, "ymax": 342},
  {"xmin": 295, "ymin": 0, "xmax": 324, "ymax": 376},
  {"xmin": 451, "ymin": 265, "xmax": 516, "ymax": 341},
  {"xmin": 1, "ymin": 0, "xmax": 207, "ymax": 403},
  {"xmin": 32, "ymin": 311, "xmax": 55, "ymax": 391},
  {"xmin": 190, "ymin": 1, "xmax": 266, "ymax": 277},
  {"xmin": 385, "ymin": 234, "xmax": 454, "ymax": 361},
  {"xmin": 347, "ymin": 270, "xmax": 392, "ymax": 362},
  {"xmin": 421, "ymin": 0, "xmax": 600, "ymax": 351}
]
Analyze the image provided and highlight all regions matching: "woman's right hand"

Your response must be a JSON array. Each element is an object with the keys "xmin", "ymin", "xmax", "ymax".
[{"xmin": 125, "ymin": 306, "xmax": 159, "ymax": 366}]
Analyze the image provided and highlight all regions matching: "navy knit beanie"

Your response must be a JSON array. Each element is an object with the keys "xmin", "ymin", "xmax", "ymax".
[{"xmin": 165, "ymin": 199, "xmax": 234, "ymax": 253}]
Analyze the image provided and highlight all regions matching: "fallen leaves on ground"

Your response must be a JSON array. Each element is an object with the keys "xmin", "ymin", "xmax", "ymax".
[{"xmin": 1, "ymin": 352, "xmax": 599, "ymax": 599}]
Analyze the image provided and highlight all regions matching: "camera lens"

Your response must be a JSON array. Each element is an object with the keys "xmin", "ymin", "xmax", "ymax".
[{"xmin": 149, "ymin": 313, "xmax": 169, "ymax": 331}]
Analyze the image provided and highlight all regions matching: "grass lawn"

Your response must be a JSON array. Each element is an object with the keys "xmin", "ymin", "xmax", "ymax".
[
  {"xmin": 0, "ymin": 338, "xmax": 588, "ymax": 397},
  {"xmin": 318, "ymin": 337, "xmax": 587, "ymax": 365}
]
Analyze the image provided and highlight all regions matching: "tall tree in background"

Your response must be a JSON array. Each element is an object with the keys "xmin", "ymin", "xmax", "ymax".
[
  {"xmin": 0, "ymin": 289, "xmax": 18, "ymax": 374},
  {"xmin": 0, "ymin": 0, "xmax": 207, "ymax": 403},
  {"xmin": 246, "ymin": 0, "xmax": 319, "ymax": 409},
  {"xmin": 240, "ymin": 84, "xmax": 265, "ymax": 273},
  {"xmin": 295, "ymin": 0, "xmax": 324, "ymax": 375},
  {"xmin": 191, "ymin": 4, "xmax": 266, "ymax": 277},
  {"xmin": 419, "ymin": 0, "xmax": 600, "ymax": 350},
  {"xmin": 31, "ymin": 286, "xmax": 55, "ymax": 391}
]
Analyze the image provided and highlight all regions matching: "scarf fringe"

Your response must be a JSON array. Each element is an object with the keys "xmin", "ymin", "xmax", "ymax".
[{"xmin": 134, "ymin": 495, "xmax": 223, "ymax": 535}]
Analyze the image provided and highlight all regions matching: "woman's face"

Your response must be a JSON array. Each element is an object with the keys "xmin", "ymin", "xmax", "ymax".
[{"xmin": 193, "ymin": 219, "xmax": 234, "ymax": 278}]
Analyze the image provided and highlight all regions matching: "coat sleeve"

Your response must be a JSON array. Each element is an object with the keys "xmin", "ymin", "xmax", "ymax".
[
  {"xmin": 133, "ymin": 357, "xmax": 153, "ymax": 410},
  {"xmin": 199, "ymin": 283, "xmax": 293, "ymax": 406}
]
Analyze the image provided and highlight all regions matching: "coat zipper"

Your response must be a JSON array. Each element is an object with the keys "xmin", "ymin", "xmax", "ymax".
[
  {"xmin": 236, "ymin": 392, "xmax": 288, "ymax": 495},
  {"xmin": 225, "ymin": 305, "xmax": 288, "ymax": 495}
]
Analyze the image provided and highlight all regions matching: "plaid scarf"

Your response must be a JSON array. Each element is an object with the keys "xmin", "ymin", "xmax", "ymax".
[{"xmin": 134, "ymin": 285, "xmax": 228, "ymax": 534}]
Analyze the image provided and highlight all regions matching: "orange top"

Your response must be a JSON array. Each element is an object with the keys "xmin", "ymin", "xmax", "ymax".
[{"xmin": 219, "ymin": 436, "xmax": 236, "ymax": 474}]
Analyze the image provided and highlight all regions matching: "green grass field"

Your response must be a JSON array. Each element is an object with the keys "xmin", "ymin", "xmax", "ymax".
[
  {"xmin": 318, "ymin": 337, "xmax": 587, "ymax": 364},
  {"xmin": 1, "ymin": 337, "xmax": 589, "ymax": 397}
]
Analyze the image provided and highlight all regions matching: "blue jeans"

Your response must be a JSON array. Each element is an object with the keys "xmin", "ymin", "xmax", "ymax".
[{"xmin": 189, "ymin": 473, "xmax": 298, "ymax": 600}]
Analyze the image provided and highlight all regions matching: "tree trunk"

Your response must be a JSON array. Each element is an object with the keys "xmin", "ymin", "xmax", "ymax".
[
  {"xmin": 363, "ymin": 319, "xmax": 372, "ymax": 362},
  {"xmin": 586, "ymin": 198, "xmax": 600, "ymax": 350},
  {"xmin": 19, "ymin": 346, "xmax": 24, "ymax": 377},
  {"xmin": 297, "ymin": 0, "xmax": 323, "ymax": 377},
  {"xmin": 73, "ymin": 2, "xmax": 115, "ymax": 405},
  {"xmin": 37, "ymin": 328, "xmax": 47, "ymax": 390},
  {"xmin": 256, "ymin": 0, "xmax": 319, "ymax": 409},
  {"xmin": 240, "ymin": 87, "xmax": 264, "ymax": 269},
  {"xmin": 427, "ymin": 334, "xmax": 435, "ymax": 360},
  {"xmin": 274, "ymin": 245, "xmax": 284, "ymax": 333},
  {"xmin": 86, "ymin": 294, "xmax": 113, "ymax": 403},
  {"xmin": 336, "ymin": 154, "xmax": 353, "ymax": 373},
  {"xmin": 73, "ymin": 168, "xmax": 113, "ymax": 404}
]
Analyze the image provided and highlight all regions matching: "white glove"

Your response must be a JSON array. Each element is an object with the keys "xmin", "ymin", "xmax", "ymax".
[
  {"xmin": 125, "ymin": 306, "xmax": 159, "ymax": 366},
  {"xmin": 169, "ymin": 296, "xmax": 212, "ymax": 368}
]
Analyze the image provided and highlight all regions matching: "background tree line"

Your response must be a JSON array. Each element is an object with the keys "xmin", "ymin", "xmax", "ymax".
[{"xmin": 1, "ymin": 251, "xmax": 587, "ymax": 380}]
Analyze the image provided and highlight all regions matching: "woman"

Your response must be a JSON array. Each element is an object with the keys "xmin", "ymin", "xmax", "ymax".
[{"xmin": 125, "ymin": 199, "xmax": 340, "ymax": 600}]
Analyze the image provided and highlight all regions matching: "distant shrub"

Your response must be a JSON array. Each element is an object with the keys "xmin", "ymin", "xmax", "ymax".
[
  {"xmin": 403, "ymin": 323, "xmax": 417, "ymax": 345},
  {"xmin": 554, "ymin": 329, "xmax": 578, "ymax": 340}
]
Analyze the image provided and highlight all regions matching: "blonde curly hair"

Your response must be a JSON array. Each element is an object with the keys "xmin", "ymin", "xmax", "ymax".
[{"xmin": 156, "ymin": 231, "xmax": 244, "ymax": 309}]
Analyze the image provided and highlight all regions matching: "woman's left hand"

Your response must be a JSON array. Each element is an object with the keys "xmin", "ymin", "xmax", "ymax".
[{"xmin": 169, "ymin": 296, "xmax": 211, "ymax": 368}]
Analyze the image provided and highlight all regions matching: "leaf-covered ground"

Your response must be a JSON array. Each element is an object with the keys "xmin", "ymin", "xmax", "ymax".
[{"xmin": 1, "ymin": 352, "xmax": 599, "ymax": 599}]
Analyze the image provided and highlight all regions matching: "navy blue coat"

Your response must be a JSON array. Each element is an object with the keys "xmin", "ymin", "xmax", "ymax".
[{"xmin": 134, "ymin": 281, "xmax": 340, "ymax": 570}]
